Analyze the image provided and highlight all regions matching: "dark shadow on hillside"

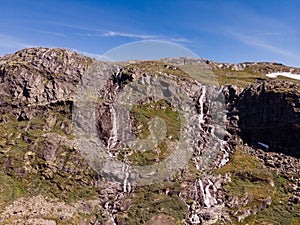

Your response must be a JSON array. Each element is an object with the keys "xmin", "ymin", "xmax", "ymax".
[{"xmin": 235, "ymin": 87, "xmax": 300, "ymax": 158}]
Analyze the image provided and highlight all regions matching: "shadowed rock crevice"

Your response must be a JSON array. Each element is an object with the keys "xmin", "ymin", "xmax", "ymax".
[{"xmin": 232, "ymin": 81, "xmax": 300, "ymax": 157}]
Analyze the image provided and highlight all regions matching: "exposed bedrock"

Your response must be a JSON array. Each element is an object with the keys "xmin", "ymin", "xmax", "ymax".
[{"xmin": 227, "ymin": 81, "xmax": 300, "ymax": 157}]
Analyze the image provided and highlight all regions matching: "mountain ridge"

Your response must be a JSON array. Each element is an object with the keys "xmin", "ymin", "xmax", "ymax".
[
  {"xmin": 3, "ymin": 47, "xmax": 300, "ymax": 71},
  {"xmin": 0, "ymin": 47, "xmax": 299, "ymax": 224}
]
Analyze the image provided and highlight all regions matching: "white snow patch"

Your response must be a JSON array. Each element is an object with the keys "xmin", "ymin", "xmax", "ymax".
[
  {"xmin": 266, "ymin": 72, "xmax": 300, "ymax": 80},
  {"xmin": 257, "ymin": 142, "xmax": 269, "ymax": 149}
]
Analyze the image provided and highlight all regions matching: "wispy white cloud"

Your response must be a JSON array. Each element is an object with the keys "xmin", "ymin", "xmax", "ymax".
[
  {"xmin": 47, "ymin": 22, "xmax": 191, "ymax": 44},
  {"xmin": 46, "ymin": 22, "xmax": 157, "ymax": 39},
  {"xmin": 102, "ymin": 31, "xmax": 158, "ymax": 39},
  {"xmin": 214, "ymin": 2, "xmax": 299, "ymax": 58},
  {"xmin": 168, "ymin": 37, "xmax": 191, "ymax": 43},
  {"xmin": 0, "ymin": 34, "xmax": 32, "ymax": 49},
  {"xmin": 77, "ymin": 31, "xmax": 158, "ymax": 39},
  {"xmin": 44, "ymin": 21, "xmax": 102, "ymax": 32},
  {"xmin": 77, "ymin": 30, "xmax": 191, "ymax": 44},
  {"xmin": 39, "ymin": 31, "xmax": 66, "ymax": 37},
  {"xmin": 259, "ymin": 32, "xmax": 282, "ymax": 36},
  {"xmin": 228, "ymin": 31, "xmax": 300, "ymax": 59}
]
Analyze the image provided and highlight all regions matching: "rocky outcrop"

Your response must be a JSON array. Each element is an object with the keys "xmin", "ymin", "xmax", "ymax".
[
  {"xmin": 227, "ymin": 80, "xmax": 300, "ymax": 157},
  {"xmin": 161, "ymin": 57, "xmax": 300, "ymax": 75},
  {"xmin": 0, "ymin": 195, "xmax": 101, "ymax": 224},
  {"xmin": 180, "ymin": 174, "xmax": 232, "ymax": 224},
  {"xmin": 210, "ymin": 61, "xmax": 300, "ymax": 74},
  {"xmin": 0, "ymin": 47, "xmax": 92, "ymax": 105}
]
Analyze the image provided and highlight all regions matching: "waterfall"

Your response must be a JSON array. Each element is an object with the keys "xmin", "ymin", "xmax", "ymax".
[
  {"xmin": 122, "ymin": 164, "xmax": 131, "ymax": 193},
  {"xmin": 195, "ymin": 85, "xmax": 230, "ymax": 169},
  {"xmin": 198, "ymin": 178, "xmax": 218, "ymax": 208},
  {"xmin": 219, "ymin": 140, "xmax": 230, "ymax": 167},
  {"xmin": 198, "ymin": 86, "xmax": 206, "ymax": 128},
  {"xmin": 107, "ymin": 105, "xmax": 118, "ymax": 149},
  {"xmin": 104, "ymin": 202, "xmax": 117, "ymax": 225}
]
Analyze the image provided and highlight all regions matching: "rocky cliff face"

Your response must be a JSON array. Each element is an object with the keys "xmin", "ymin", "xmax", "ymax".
[
  {"xmin": 0, "ymin": 47, "xmax": 92, "ymax": 105},
  {"xmin": 0, "ymin": 48, "xmax": 299, "ymax": 224},
  {"xmin": 229, "ymin": 80, "xmax": 300, "ymax": 157}
]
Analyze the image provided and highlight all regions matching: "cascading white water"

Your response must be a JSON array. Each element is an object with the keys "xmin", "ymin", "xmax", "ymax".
[
  {"xmin": 104, "ymin": 202, "xmax": 117, "ymax": 225},
  {"xmin": 122, "ymin": 164, "xmax": 131, "ymax": 193},
  {"xmin": 219, "ymin": 140, "xmax": 230, "ymax": 167},
  {"xmin": 107, "ymin": 105, "xmax": 118, "ymax": 150},
  {"xmin": 198, "ymin": 86, "xmax": 206, "ymax": 129},
  {"xmin": 196, "ymin": 85, "xmax": 230, "ymax": 169},
  {"xmin": 198, "ymin": 178, "xmax": 218, "ymax": 208}
]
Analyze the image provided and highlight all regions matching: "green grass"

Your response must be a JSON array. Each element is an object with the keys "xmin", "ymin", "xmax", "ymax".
[
  {"xmin": 212, "ymin": 63, "xmax": 300, "ymax": 88},
  {"xmin": 0, "ymin": 172, "xmax": 26, "ymax": 210},
  {"xmin": 123, "ymin": 61, "xmax": 191, "ymax": 79},
  {"xmin": 216, "ymin": 150, "xmax": 300, "ymax": 224},
  {"xmin": 0, "ymin": 104, "xmax": 100, "ymax": 207},
  {"xmin": 117, "ymin": 99, "xmax": 181, "ymax": 166},
  {"xmin": 131, "ymin": 99, "xmax": 181, "ymax": 140},
  {"xmin": 213, "ymin": 68, "xmax": 268, "ymax": 87},
  {"xmin": 117, "ymin": 182, "xmax": 186, "ymax": 225}
]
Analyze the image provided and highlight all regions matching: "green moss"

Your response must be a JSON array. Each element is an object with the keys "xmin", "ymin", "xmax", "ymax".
[
  {"xmin": 212, "ymin": 62, "xmax": 300, "ymax": 88},
  {"xmin": 241, "ymin": 175, "xmax": 300, "ymax": 224},
  {"xmin": 132, "ymin": 99, "xmax": 181, "ymax": 140},
  {"xmin": 275, "ymin": 75, "xmax": 300, "ymax": 86},
  {"xmin": 124, "ymin": 61, "xmax": 191, "ymax": 79},
  {"xmin": 0, "ymin": 172, "xmax": 26, "ymax": 209},
  {"xmin": 117, "ymin": 99, "xmax": 181, "ymax": 166},
  {"xmin": 216, "ymin": 150, "xmax": 300, "ymax": 224},
  {"xmin": 213, "ymin": 68, "xmax": 267, "ymax": 87},
  {"xmin": 117, "ymin": 182, "xmax": 186, "ymax": 225},
  {"xmin": 0, "ymin": 104, "xmax": 99, "ymax": 206},
  {"xmin": 285, "ymin": 97, "xmax": 295, "ymax": 103},
  {"xmin": 251, "ymin": 200, "xmax": 300, "ymax": 225},
  {"xmin": 218, "ymin": 150, "xmax": 273, "ymax": 182}
]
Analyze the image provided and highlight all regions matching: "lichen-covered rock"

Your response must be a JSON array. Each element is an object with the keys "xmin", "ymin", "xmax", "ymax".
[{"xmin": 0, "ymin": 47, "xmax": 93, "ymax": 104}]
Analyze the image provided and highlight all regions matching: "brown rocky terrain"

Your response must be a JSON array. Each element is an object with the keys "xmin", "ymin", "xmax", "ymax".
[{"xmin": 0, "ymin": 47, "xmax": 299, "ymax": 224}]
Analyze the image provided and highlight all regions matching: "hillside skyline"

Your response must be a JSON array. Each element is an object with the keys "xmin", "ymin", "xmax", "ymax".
[{"xmin": 1, "ymin": 0, "xmax": 300, "ymax": 67}]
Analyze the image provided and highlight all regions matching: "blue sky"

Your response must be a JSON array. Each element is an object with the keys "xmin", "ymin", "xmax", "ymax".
[{"xmin": 1, "ymin": 0, "xmax": 300, "ymax": 66}]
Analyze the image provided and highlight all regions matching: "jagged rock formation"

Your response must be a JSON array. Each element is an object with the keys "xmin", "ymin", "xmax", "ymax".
[
  {"xmin": 229, "ymin": 80, "xmax": 300, "ymax": 157},
  {"xmin": 0, "ymin": 47, "xmax": 92, "ymax": 104},
  {"xmin": 0, "ymin": 47, "xmax": 299, "ymax": 224}
]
